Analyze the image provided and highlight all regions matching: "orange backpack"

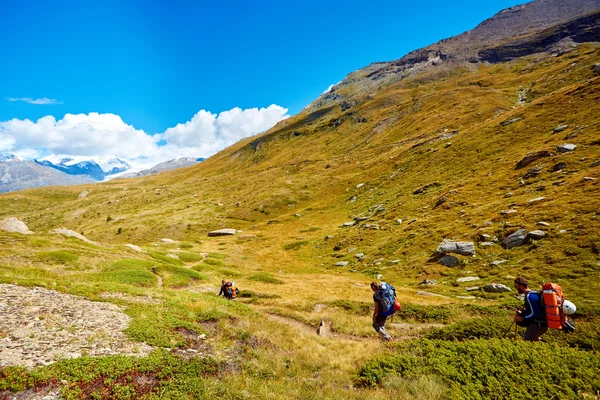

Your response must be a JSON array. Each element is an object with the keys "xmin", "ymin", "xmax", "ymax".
[{"xmin": 541, "ymin": 282, "xmax": 569, "ymax": 330}]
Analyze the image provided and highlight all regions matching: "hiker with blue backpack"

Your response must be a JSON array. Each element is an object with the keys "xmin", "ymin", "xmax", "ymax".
[{"xmin": 371, "ymin": 282, "xmax": 401, "ymax": 341}]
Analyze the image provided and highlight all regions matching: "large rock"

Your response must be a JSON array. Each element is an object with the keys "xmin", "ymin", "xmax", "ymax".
[
  {"xmin": 439, "ymin": 255, "xmax": 460, "ymax": 267},
  {"xmin": 502, "ymin": 229, "xmax": 527, "ymax": 249},
  {"xmin": 557, "ymin": 143, "xmax": 576, "ymax": 153},
  {"xmin": 483, "ymin": 283, "xmax": 512, "ymax": 293},
  {"xmin": 54, "ymin": 228, "xmax": 95, "ymax": 244},
  {"xmin": 457, "ymin": 276, "xmax": 480, "ymax": 283},
  {"xmin": 124, "ymin": 244, "xmax": 146, "ymax": 253},
  {"xmin": 0, "ymin": 217, "xmax": 33, "ymax": 234},
  {"xmin": 207, "ymin": 229, "xmax": 236, "ymax": 237},
  {"xmin": 436, "ymin": 239, "xmax": 475, "ymax": 256},
  {"xmin": 515, "ymin": 151, "xmax": 552, "ymax": 169}
]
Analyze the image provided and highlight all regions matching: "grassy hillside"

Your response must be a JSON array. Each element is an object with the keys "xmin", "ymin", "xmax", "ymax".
[{"xmin": 1, "ymin": 44, "xmax": 599, "ymax": 399}]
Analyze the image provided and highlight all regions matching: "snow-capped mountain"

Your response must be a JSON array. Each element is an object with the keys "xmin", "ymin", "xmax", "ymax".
[
  {"xmin": 118, "ymin": 157, "xmax": 204, "ymax": 178},
  {"xmin": 0, "ymin": 153, "xmax": 95, "ymax": 193},
  {"xmin": 36, "ymin": 155, "xmax": 131, "ymax": 181}
]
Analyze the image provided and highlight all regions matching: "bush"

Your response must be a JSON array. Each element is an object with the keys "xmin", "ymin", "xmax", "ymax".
[
  {"xmin": 148, "ymin": 252, "xmax": 185, "ymax": 266},
  {"xmin": 425, "ymin": 317, "xmax": 510, "ymax": 340},
  {"xmin": 248, "ymin": 273, "xmax": 283, "ymax": 284},
  {"xmin": 283, "ymin": 241, "xmax": 309, "ymax": 250},
  {"xmin": 179, "ymin": 242, "xmax": 193, "ymax": 249},
  {"xmin": 202, "ymin": 258, "xmax": 224, "ymax": 267},
  {"xmin": 95, "ymin": 259, "xmax": 157, "ymax": 287},
  {"xmin": 176, "ymin": 252, "xmax": 204, "ymax": 263},
  {"xmin": 355, "ymin": 339, "xmax": 600, "ymax": 399}
]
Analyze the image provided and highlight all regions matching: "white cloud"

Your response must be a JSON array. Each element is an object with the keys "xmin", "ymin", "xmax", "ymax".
[
  {"xmin": 162, "ymin": 104, "xmax": 289, "ymax": 156},
  {"xmin": 6, "ymin": 97, "xmax": 63, "ymax": 105},
  {"xmin": 0, "ymin": 105, "xmax": 289, "ymax": 171},
  {"xmin": 322, "ymin": 84, "xmax": 335, "ymax": 94}
]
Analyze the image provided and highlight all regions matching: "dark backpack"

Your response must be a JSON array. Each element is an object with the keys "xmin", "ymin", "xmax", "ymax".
[{"xmin": 375, "ymin": 283, "xmax": 396, "ymax": 317}]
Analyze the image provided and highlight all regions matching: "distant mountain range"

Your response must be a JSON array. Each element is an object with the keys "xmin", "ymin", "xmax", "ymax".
[{"xmin": 0, "ymin": 154, "xmax": 204, "ymax": 193}]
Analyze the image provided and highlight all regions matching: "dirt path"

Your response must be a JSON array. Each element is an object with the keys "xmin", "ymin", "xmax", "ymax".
[{"xmin": 261, "ymin": 311, "xmax": 443, "ymax": 342}]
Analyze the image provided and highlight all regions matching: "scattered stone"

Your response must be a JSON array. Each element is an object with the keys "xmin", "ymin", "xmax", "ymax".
[
  {"xmin": 466, "ymin": 286, "xmax": 480, "ymax": 292},
  {"xmin": 591, "ymin": 160, "xmax": 600, "ymax": 168},
  {"xmin": 354, "ymin": 216, "xmax": 369, "ymax": 221},
  {"xmin": 457, "ymin": 277, "xmax": 480, "ymax": 283},
  {"xmin": 419, "ymin": 279, "xmax": 437, "ymax": 286},
  {"xmin": 124, "ymin": 244, "xmax": 145, "ymax": 253},
  {"xmin": 504, "ymin": 192, "xmax": 513, "ymax": 198},
  {"xmin": 293, "ymin": 213, "xmax": 301, "ymax": 217},
  {"xmin": 456, "ymin": 296, "xmax": 477, "ymax": 300},
  {"xmin": 334, "ymin": 261, "xmax": 349, "ymax": 267},
  {"xmin": 341, "ymin": 221, "xmax": 357, "ymax": 227},
  {"xmin": 551, "ymin": 162, "xmax": 566, "ymax": 172},
  {"xmin": 583, "ymin": 177, "xmax": 596, "ymax": 181},
  {"xmin": 483, "ymin": 283, "xmax": 512, "ymax": 293},
  {"xmin": 413, "ymin": 182, "xmax": 441, "ymax": 195},
  {"xmin": 160, "ymin": 238, "xmax": 178, "ymax": 243},
  {"xmin": 439, "ymin": 255, "xmax": 460, "ymax": 267},
  {"xmin": 524, "ymin": 166, "xmax": 542, "ymax": 178},
  {"xmin": 417, "ymin": 291, "xmax": 449, "ymax": 298},
  {"xmin": 207, "ymin": 229, "xmax": 236, "ymax": 237},
  {"xmin": 500, "ymin": 209, "xmax": 517, "ymax": 215},
  {"xmin": 491, "ymin": 260, "xmax": 508, "ymax": 267},
  {"xmin": 78, "ymin": 190, "xmax": 89, "ymax": 198},
  {"xmin": 502, "ymin": 229, "xmax": 527, "ymax": 249},
  {"xmin": 354, "ymin": 253, "xmax": 365, "ymax": 259},
  {"xmin": 515, "ymin": 151, "xmax": 552, "ymax": 169},
  {"xmin": 434, "ymin": 196, "xmax": 448, "ymax": 208},
  {"xmin": 527, "ymin": 230, "xmax": 547, "ymax": 240},
  {"xmin": 166, "ymin": 254, "xmax": 180, "ymax": 259},
  {"xmin": 324, "ymin": 235, "xmax": 334, "ymax": 240},
  {"xmin": 501, "ymin": 117, "xmax": 523, "ymax": 126},
  {"xmin": 480, "ymin": 242, "xmax": 495, "ymax": 247},
  {"xmin": 396, "ymin": 219, "xmax": 403, "ymax": 224},
  {"xmin": 436, "ymin": 239, "xmax": 475, "ymax": 256},
  {"xmin": 0, "ymin": 217, "xmax": 33, "ymax": 235},
  {"xmin": 349, "ymin": 196, "xmax": 358, "ymax": 203},
  {"xmin": 356, "ymin": 183, "xmax": 365, "ymax": 189},
  {"xmin": 593, "ymin": 64, "xmax": 600, "ymax": 74},
  {"xmin": 553, "ymin": 125, "xmax": 569, "ymax": 133},
  {"xmin": 362, "ymin": 223, "xmax": 380, "ymax": 230},
  {"xmin": 54, "ymin": 228, "xmax": 94, "ymax": 244},
  {"xmin": 537, "ymin": 221, "xmax": 550, "ymax": 227},
  {"xmin": 557, "ymin": 143, "xmax": 576, "ymax": 153},
  {"xmin": 528, "ymin": 197, "xmax": 545, "ymax": 204}
]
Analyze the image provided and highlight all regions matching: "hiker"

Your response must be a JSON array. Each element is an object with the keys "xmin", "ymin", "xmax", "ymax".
[
  {"xmin": 371, "ymin": 281, "xmax": 397, "ymax": 341},
  {"xmin": 218, "ymin": 280, "xmax": 239, "ymax": 300},
  {"xmin": 513, "ymin": 276, "xmax": 548, "ymax": 341}
]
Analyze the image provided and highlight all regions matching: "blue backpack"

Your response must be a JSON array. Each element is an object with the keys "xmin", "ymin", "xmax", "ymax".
[{"xmin": 375, "ymin": 283, "xmax": 396, "ymax": 317}]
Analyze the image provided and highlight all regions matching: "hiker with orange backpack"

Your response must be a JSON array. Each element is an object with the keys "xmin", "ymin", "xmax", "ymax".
[
  {"xmin": 513, "ymin": 276, "xmax": 548, "ymax": 341},
  {"xmin": 371, "ymin": 282, "xmax": 401, "ymax": 341},
  {"xmin": 513, "ymin": 276, "xmax": 576, "ymax": 341}
]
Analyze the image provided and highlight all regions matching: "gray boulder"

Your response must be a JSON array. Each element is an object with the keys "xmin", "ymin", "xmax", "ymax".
[
  {"xmin": 55, "ymin": 228, "xmax": 95, "ymax": 244},
  {"xmin": 502, "ymin": 229, "xmax": 527, "ymax": 249},
  {"xmin": 341, "ymin": 221, "xmax": 357, "ymax": 227},
  {"xmin": 439, "ymin": 255, "xmax": 460, "ymax": 267},
  {"xmin": 457, "ymin": 276, "xmax": 480, "ymax": 283},
  {"xmin": 334, "ymin": 261, "xmax": 349, "ymax": 267},
  {"xmin": 436, "ymin": 239, "xmax": 475, "ymax": 256},
  {"xmin": 0, "ymin": 217, "xmax": 33, "ymax": 234},
  {"xmin": 419, "ymin": 279, "xmax": 437, "ymax": 286},
  {"xmin": 483, "ymin": 283, "xmax": 512, "ymax": 293}
]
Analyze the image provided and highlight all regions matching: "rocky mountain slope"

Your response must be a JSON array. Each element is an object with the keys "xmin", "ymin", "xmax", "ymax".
[{"xmin": 0, "ymin": 154, "xmax": 95, "ymax": 193}]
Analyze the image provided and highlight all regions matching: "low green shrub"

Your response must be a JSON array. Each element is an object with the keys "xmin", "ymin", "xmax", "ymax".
[
  {"xmin": 238, "ymin": 291, "xmax": 281, "ymax": 299},
  {"xmin": 248, "ymin": 273, "xmax": 283, "ymax": 284},
  {"xmin": 34, "ymin": 251, "xmax": 78, "ymax": 264},
  {"xmin": 94, "ymin": 260, "xmax": 157, "ymax": 287},
  {"xmin": 355, "ymin": 339, "xmax": 600, "ymax": 399},
  {"xmin": 179, "ymin": 242, "xmax": 193, "ymax": 249},
  {"xmin": 202, "ymin": 258, "xmax": 224, "ymax": 267},
  {"xmin": 206, "ymin": 253, "xmax": 226, "ymax": 260},
  {"xmin": 154, "ymin": 265, "xmax": 206, "ymax": 288},
  {"xmin": 425, "ymin": 317, "xmax": 509, "ymax": 340}
]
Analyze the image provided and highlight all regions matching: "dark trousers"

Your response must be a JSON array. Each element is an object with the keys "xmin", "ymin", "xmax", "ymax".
[
  {"xmin": 373, "ymin": 314, "xmax": 391, "ymax": 340},
  {"xmin": 524, "ymin": 322, "xmax": 548, "ymax": 341}
]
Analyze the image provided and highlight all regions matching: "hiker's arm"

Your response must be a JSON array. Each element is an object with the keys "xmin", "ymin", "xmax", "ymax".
[{"xmin": 373, "ymin": 302, "xmax": 379, "ymax": 322}]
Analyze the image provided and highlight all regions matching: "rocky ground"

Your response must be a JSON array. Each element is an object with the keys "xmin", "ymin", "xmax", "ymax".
[{"xmin": 0, "ymin": 284, "xmax": 154, "ymax": 369}]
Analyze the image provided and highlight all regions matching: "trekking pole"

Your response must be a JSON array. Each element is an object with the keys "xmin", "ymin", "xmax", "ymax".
[{"xmin": 502, "ymin": 321, "xmax": 515, "ymax": 338}]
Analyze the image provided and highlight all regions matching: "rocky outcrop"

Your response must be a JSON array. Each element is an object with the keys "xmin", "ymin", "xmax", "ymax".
[
  {"xmin": 515, "ymin": 151, "xmax": 552, "ymax": 169},
  {"xmin": 439, "ymin": 255, "xmax": 460, "ymax": 267},
  {"xmin": 0, "ymin": 217, "xmax": 33, "ymax": 234},
  {"xmin": 0, "ymin": 284, "xmax": 153, "ymax": 368},
  {"xmin": 502, "ymin": 229, "xmax": 528, "ymax": 249},
  {"xmin": 54, "ymin": 228, "xmax": 95, "ymax": 244},
  {"xmin": 436, "ymin": 239, "xmax": 476, "ymax": 256},
  {"xmin": 483, "ymin": 283, "xmax": 512, "ymax": 293}
]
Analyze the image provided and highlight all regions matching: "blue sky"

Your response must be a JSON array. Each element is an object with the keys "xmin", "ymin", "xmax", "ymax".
[{"xmin": 0, "ymin": 0, "xmax": 523, "ymax": 167}]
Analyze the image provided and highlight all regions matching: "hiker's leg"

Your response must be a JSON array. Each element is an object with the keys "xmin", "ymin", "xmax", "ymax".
[
  {"xmin": 524, "ymin": 323, "xmax": 547, "ymax": 341},
  {"xmin": 372, "ymin": 315, "xmax": 391, "ymax": 340}
]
